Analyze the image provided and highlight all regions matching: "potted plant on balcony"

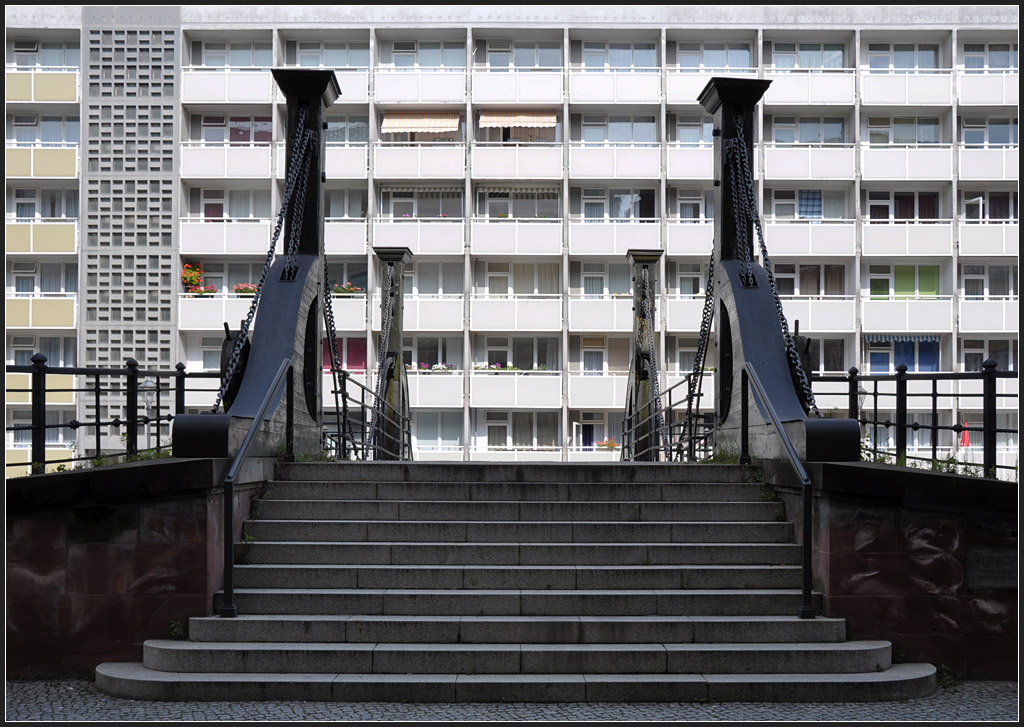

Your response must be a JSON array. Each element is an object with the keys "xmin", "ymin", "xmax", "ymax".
[
  {"xmin": 233, "ymin": 282, "xmax": 259, "ymax": 296},
  {"xmin": 332, "ymin": 282, "xmax": 363, "ymax": 295},
  {"xmin": 596, "ymin": 437, "xmax": 618, "ymax": 450},
  {"xmin": 181, "ymin": 263, "xmax": 203, "ymax": 289},
  {"xmin": 189, "ymin": 284, "xmax": 218, "ymax": 296}
]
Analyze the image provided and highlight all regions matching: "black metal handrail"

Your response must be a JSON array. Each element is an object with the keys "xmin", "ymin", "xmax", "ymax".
[
  {"xmin": 323, "ymin": 369, "xmax": 413, "ymax": 461},
  {"xmin": 813, "ymin": 359, "xmax": 1017, "ymax": 478},
  {"xmin": 5, "ymin": 355, "xmax": 220, "ymax": 475},
  {"xmin": 621, "ymin": 372, "xmax": 713, "ymax": 461},
  {"xmin": 740, "ymin": 363, "xmax": 815, "ymax": 620},
  {"xmin": 220, "ymin": 358, "xmax": 294, "ymax": 618}
]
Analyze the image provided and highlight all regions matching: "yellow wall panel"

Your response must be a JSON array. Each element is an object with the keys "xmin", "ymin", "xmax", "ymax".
[
  {"xmin": 31, "ymin": 298, "xmax": 76, "ymax": 328},
  {"xmin": 4, "ymin": 448, "xmax": 75, "ymax": 478},
  {"xmin": 6, "ymin": 73, "xmax": 32, "ymax": 100},
  {"xmin": 6, "ymin": 299, "xmax": 31, "ymax": 327},
  {"xmin": 5, "ymin": 373, "xmax": 31, "ymax": 404},
  {"xmin": 47, "ymin": 374, "xmax": 77, "ymax": 404},
  {"xmin": 5, "ymin": 224, "xmax": 32, "ymax": 253},
  {"xmin": 34, "ymin": 72, "xmax": 78, "ymax": 102},
  {"xmin": 32, "ymin": 148, "xmax": 77, "ymax": 177},
  {"xmin": 32, "ymin": 223, "xmax": 77, "ymax": 253},
  {"xmin": 6, "ymin": 149, "xmax": 32, "ymax": 177}
]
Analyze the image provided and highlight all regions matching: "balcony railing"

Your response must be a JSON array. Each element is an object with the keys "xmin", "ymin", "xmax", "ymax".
[
  {"xmin": 469, "ymin": 369, "xmax": 562, "ymax": 409},
  {"xmin": 181, "ymin": 67, "xmax": 274, "ymax": 103},
  {"xmin": 180, "ymin": 142, "xmax": 272, "ymax": 178},
  {"xmin": 371, "ymin": 294, "xmax": 464, "ymax": 332},
  {"xmin": 569, "ymin": 143, "xmax": 661, "ymax": 178},
  {"xmin": 569, "ymin": 68, "xmax": 661, "ymax": 103},
  {"xmin": 958, "ymin": 145, "xmax": 1019, "ymax": 181},
  {"xmin": 567, "ymin": 219, "xmax": 661, "ymax": 255},
  {"xmin": 5, "ymin": 218, "xmax": 78, "ymax": 254},
  {"xmin": 372, "ymin": 218, "xmax": 466, "ymax": 255},
  {"xmin": 778, "ymin": 295, "xmax": 857, "ymax": 332},
  {"xmin": 470, "ymin": 217, "xmax": 563, "ymax": 256},
  {"xmin": 374, "ymin": 68, "xmax": 467, "ymax": 103},
  {"xmin": 567, "ymin": 371, "xmax": 628, "ymax": 408},
  {"xmin": 5, "ymin": 294, "xmax": 77, "ymax": 328},
  {"xmin": 957, "ymin": 220, "xmax": 1019, "ymax": 257},
  {"xmin": 471, "ymin": 142, "xmax": 563, "ymax": 179},
  {"xmin": 861, "ymin": 144, "xmax": 953, "ymax": 180},
  {"xmin": 325, "ymin": 218, "xmax": 369, "ymax": 255},
  {"xmin": 860, "ymin": 69, "xmax": 953, "ymax": 105},
  {"xmin": 5, "ymin": 143, "xmax": 79, "ymax": 178},
  {"xmin": 468, "ymin": 445, "xmax": 562, "ymax": 462},
  {"xmin": 958, "ymin": 296, "xmax": 1019, "ymax": 333},
  {"xmin": 666, "ymin": 144, "xmax": 714, "ymax": 179},
  {"xmin": 763, "ymin": 142, "xmax": 856, "ymax": 179},
  {"xmin": 470, "ymin": 69, "xmax": 563, "ymax": 103},
  {"xmin": 762, "ymin": 219, "xmax": 857, "ymax": 256},
  {"xmin": 763, "ymin": 67, "xmax": 856, "ymax": 104},
  {"xmin": 567, "ymin": 295, "xmax": 636, "ymax": 332},
  {"xmin": 666, "ymin": 67, "xmax": 757, "ymax": 104},
  {"xmin": 666, "ymin": 221, "xmax": 714, "ymax": 256},
  {"xmin": 373, "ymin": 142, "xmax": 466, "ymax": 178},
  {"xmin": 178, "ymin": 218, "xmax": 272, "ymax": 255},
  {"xmin": 861, "ymin": 219, "xmax": 954, "ymax": 255},
  {"xmin": 470, "ymin": 294, "xmax": 563, "ymax": 332},
  {"xmin": 406, "ymin": 368, "xmax": 465, "ymax": 408},
  {"xmin": 957, "ymin": 68, "xmax": 1019, "ymax": 105},
  {"xmin": 6, "ymin": 67, "xmax": 79, "ymax": 103},
  {"xmin": 861, "ymin": 295, "xmax": 954, "ymax": 331}
]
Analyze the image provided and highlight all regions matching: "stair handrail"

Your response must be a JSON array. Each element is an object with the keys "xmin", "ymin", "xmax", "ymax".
[
  {"xmin": 220, "ymin": 357, "xmax": 294, "ymax": 618},
  {"xmin": 740, "ymin": 362, "xmax": 815, "ymax": 620}
]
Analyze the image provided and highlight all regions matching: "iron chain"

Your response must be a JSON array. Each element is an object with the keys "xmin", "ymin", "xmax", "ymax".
[
  {"xmin": 641, "ymin": 267, "xmax": 668, "ymax": 457},
  {"xmin": 368, "ymin": 264, "xmax": 395, "ymax": 453}
]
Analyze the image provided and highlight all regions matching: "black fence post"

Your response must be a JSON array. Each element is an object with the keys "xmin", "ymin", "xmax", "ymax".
[
  {"xmin": 340, "ymin": 371, "xmax": 350, "ymax": 460},
  {"xmin": 895, "ymin": 363, "xmax": 907, "ymax": 464},
  {"xmin": 930, "ymin": 377, "xmax": 939, "ymax": 463},
  {"xmin": 125, "ymin": 358, "xmax": 139, "ymax": 456},
  {"xmin": 982, "ymin": 358, "xmax": 997, "ymax": 478},
  {"xmin": 847, "ymin": 367, "xmax": 859, "ymax": 421},
  {"xmin": 739, "ymin": 368, "xmax": 750, "ymax": 465},
  {"xmin": 30, "ymin": 353, "xmax": 48, "ymax": 475},
  {"xmin": 175, "ymin": 362, "xmax": 187, "ymax": 415},
  {"xmin": 285, "ymin": 366, "xmax": 295, "ymax": 463}
]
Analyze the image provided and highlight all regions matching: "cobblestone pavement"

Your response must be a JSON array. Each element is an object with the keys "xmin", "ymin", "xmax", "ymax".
[{"xmin": 5, "ymin": 679, "xmax": 1018, "ymax": 721}]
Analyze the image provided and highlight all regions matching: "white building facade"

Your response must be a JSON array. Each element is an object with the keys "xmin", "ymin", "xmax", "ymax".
[{"xmin": 5, "ymin": 5, "xmax": 1018, "ymax": 470}]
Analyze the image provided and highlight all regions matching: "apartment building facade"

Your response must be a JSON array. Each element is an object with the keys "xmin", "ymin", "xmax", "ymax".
[{"xmin": 5, "ymin": 5, "xmax": 1018, "ymax": 471}]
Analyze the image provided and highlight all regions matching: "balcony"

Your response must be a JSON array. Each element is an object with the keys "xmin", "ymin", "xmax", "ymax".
[
  {"xmin": 861, "ymin": 221, "xmax": 954, "ymax": 256},
  {"xmin": 374, "ymin": 69, "xmax": 466, "ymax": 103},
  {"xmin": 959, "ymin": 147, "xmax": 1019, "ymax": 181},
  {"xmin": 180, "ymin": 143, "xmax": 272, "ymax": 179},
  {"xmin": 373, "ymin": 143, "xmax": 466, "ymax": 179},
  {"xmin": 471, "ymin": 70, "xmax": 563, "ymax": 104},
  {"xmin": 568, "ymin": 221, "xmax": 660, "ymax": 256},
  {"xmin": 569, "ymin": 70, "xmax": 660, "ymax": 104},
  {"xmin": 666, "ymin": 146, "xmax": 713, "ymax": 180},
  {"xmin": 178, "ymin": 219, "xmax": 271, "ymax": 255},
  {"xmin": 325, "ymin": 220, "xmax": 368, "ymax": 255},
  {"xmin": 956, "ymin": 375, "xmax": 1019, "ymax": 402},
  {"xmin": 956, "ymin": 71, "xmax": 1019, "ymax": 106},
  {"xmin": 779, "ymin": 296, "xmax": 857, "ymax": 332},
  {"xmin": 470, "ymin": 219, "xmax": 562, "ymax": 256},
  {"xmin": 329, "ymin": 295, "xmax": 368, "ymax": 332},
  {"xmin": 665, "ymin": 296, "xmax": 708, "ymax": 332},
  {"xmin": 569, "ymin": 145, "xmax": 660, "ymax": 179},
  {"xmin": 764, "ymin": 144, "xmax": 856, "ymax": 179},
  {"xmin": 178, "ymin": 294, "xmax": 256, "ymax": 331},
  {"xmin": 568, "ymin": 296, "xmax": 637, "ymax": 333},
  {"xmin": 469, "ymin": 370, "xmax": 562, "ymax": 409},
  {"xmin": 274, "ymin": 143, "xmax": 368, "ymax": 179},
  {"xmin": 407, "ymin": 370, "xmax": 465, "ymax": 408},
  {"xmin": 471, "ymin": 143, "xmax": 563, "ymax": 179},
  {"xmin": 5, "ymin": 372, "xmax": 76, "ymax": 405},
  {"xmin": 5, "ymin": 295, "xmax": 76, "ymax": 329},
  {"xmin": 763, "ymin": 70, "xmax": 856, "ymax": 105},
  {"xmin": 469, "ymin": 446, "xmax": 561, "ymax": 462},
  {"xmin": 181, "ymin": 69, "xmax": 273, "ymax": 103},
  {"xmin": 666, "ymin": 69, "xmax": 756, "ymax": 105},
  {"xmin": 860, "ymin": 71, "xmax": 953, "ymax": 105},
  {"xmin": 958, "ymin": 298, "xmax": 1019, "ymax": 333},
  {"xmin": 372, "ymin": 220, "xmax": 465, "ymax": 255},
  {"xmin": 5, "ymin": 220, "xmax": 77, "ymax": 254},
  {"xmin": 861, "ymin": 145, "xmax": 953, "ymax": 180},
  {"xmin": 331, "ymin": 71, "xmax": 371, "ymax": 104},
  {"xmin": 372, "ymin": 295, "xmax": 463, "ymax": 332},
  {"xmin": 958, "ymin": 222, "xmax": 1018, "ymax": 257},
  {"xmin": 567, "ymin": 448, "xmax": 620, "ymax": 462},
  {"xmin": 762, "ymin": 221, "xmax": 856, "ymax": 256},
  {"xmin": 5, "ymin": 69, "xmax": 79, "ymax": 103},
  {"xmin": 861, "ymin": 297, "xmax": 954, "ymax": 332},
  {"xmin": 5, "ymin": 145, "xmax": 78, "ymax": 178},
  {"xmin": 567, "ymin": 372, "xmax": 627, "ymax": 408},
  {"xmin": 666, "ymin": 222, "xmax": 714, "ymax": 257},
  {"xmin": 470, "ymin": 296, "xmax": 562, "ymax": 332}
]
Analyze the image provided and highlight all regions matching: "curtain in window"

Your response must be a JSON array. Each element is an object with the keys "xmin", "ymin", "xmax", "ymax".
[
  {"xmin": 41, "ymin": 117, "xmax": 64, "ymax": 144},
  {"xmin": 798, "ymin": 190, "xmax": 822, "ymax": 220},
  {"xmin": 823, "ymin": 191, "xmax": 845, "ymax": 219},
  {"xmin": 633, "ymin": 117, "xmax": 657, "ymax": 144},
  {"xmin": 608, "ymin": 117, "xmax": 631, "ymax": 144},
  {"xmin": 894, "ymin": 193, "xmax": 916, "ymax": 219},
  {"xmin": 800, "ymin": 265, "xmax": 820, "ymax": 295},
  {"xmin": 823, "ymin": 44, "xmax": 844, "ymax": 68},
  {"xmin": 536, "ymin": 264, "xmax": 559, "ymax": 295},
  {"xmin": 988, "ymin": 193, "xmax": 1011, "ymax": 220},
  {"xmin": 536, "ymin": 412, "xmax": 558, "ymax": 447},
  {"xmin": 916, "ymin": 193, "xmax": 938, "ymax": 220},
  {"xmin": 917, "ymin": 266, "xmax": 939, "ymax": 297},
  {"xmin": 609, "ymin": 264, "xmax": 630, "ymax": 295},
  {"xmin": 894, "ymin": 341, "xmax": 916, "ymax": 370},
  {"xmin": 347, "ymin": 337, "xmax": 367, "ymax": 370},
  {"xmin": 442, "ymin": 263, "xmax": 463, "ymax": 295},
  {"xmin": 608, "ymin": 43, "xmax": 631, "ymax": 68},
  {"xmin": 893, "ymin": 266, "xmax": 916, "ymax": 299},
  {"xmin": 63, "ymin": 263, "xmax": 77, "ymax": 293},
  {"xmin": 917, "ymin": 341, "xmax": 939, "ymax": 372},
  {"xmin": 583, "ymin": 275, "xmax": 604, "ymax": 296},
  {"xmin": 418, "ymin": 262, "xmax": 441, "ymax": 295},
  {"xmin": 228, "ymin": 191, "xmax": 250, "ymax": 218},
  {"xmin": 824, "ymin": 265, "xmax": 845, "ymax": 295},
  {"xmin": 538, "ymin": 338, "xmax": 558, "ymax": 370},
  {"xmin": 513, "ymin": 264, "xmax": 534, "ymax": 295},
  {"xmin": 893, "ymin": 45, "xmax": 915, "ymax": 69},
  {"xmin": 417, "ymin": 413, "xmax": 439, "ymax": 448},
  {"xmin": 824, "ymin": 339, "xmax": 845, "ymax": 371},
  {"xmin": 632, "ymin": 43, "xmax": 656, "ymax": 68},
  {"xmin": 40, "ymin": 263, "xmax": 62, "ymax": 293},
  {"xmin": 512, "ymin": 339, "xmax": 533, "ymax": 369},
  {"xmin": 584, "ymin": 202, "xmax": 604, "ymax": 221},
  {"xmin": 441, "ymin": 412, "xmax": 461, "ymax": 448},
  {"xmin": 512, "ymin": 412, "xmax": 533, "ymax": 447}
]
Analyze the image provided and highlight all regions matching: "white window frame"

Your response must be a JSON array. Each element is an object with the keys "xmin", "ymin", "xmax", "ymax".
[
  {"xmin": 581, "ymin": 336, "xmax": 607, "ymax": 376},
  {"xmin": 581, "ymin": 41, "xmax": 657, "ymax": 71},
  {"xmin": 676, "ymin": 262, "xmax": 703, "ymax": 297},
  {"xmin": 867, "ymin": 116, "xmax": 940, "ymax": 146},
  {"xmin": 485, "ymin": 262, "xmax": 511, "ymax": 298},
  {"xmin": 864, "ymin": 190, "xmax": 941, "ymax": 222},
  {"xmin": 387, "ymin": 40, "xmax": 465, "ymax": 70},
  {"xmin": 769, "ymin": 41, "xmax": 846, "ymax": 70},
  {"xmin": 676, "ymin": 41, "xmax": 752, "ymax": 71},
  {"xmin": 296, "ymin": 40, "xmax": 369, "ymax": 69},
  {"xmin": 581, "ymin": 262, "xmax": 607, "ymax": 298},
  {"xmin": 325, "ymin": 115, "xmax": 369, "ymax": 146},
  {"xmin": 8, "ymin": 260, "xmax": 76, "ymax": 297},
  {"xmin": 962, "ymin": 42, "xmax": 1018, "ymax": 73},
  {"xmin": 676, "ymin": 188, "xmax": 714, "ymax": 222},
  {"xmin": 383, "ymin": 190, "xmax": 463, "ymax": 219},
  {"xmin": 960, "ymin": 116, "xmax": 1018, "ymax": 149},
  {"xmin": 867, "ymin": 42, "xmax": 941, "ymax": 72},
  {"xmin": 675, "ymin": 114, "xmax": 713, "ymax": 147},
  {"xmin": 960, "ymin": 338, "xmax": 1018, "ymax": 372},
  {"xmin": 959, "ymin": 264, "xmax": 1018, "ymax": 299},
  {"xmin": 961, "ymin": 191, "xmax": 1018, "ymax": 222}
]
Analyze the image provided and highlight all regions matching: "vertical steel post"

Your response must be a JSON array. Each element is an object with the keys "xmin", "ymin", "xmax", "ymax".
[
  {"xmin": 847, "ymin": 367, "xmax": 859, "ymax": 421},
  {"xmin": 895, "ymin": 364, "xmax": 907, "ymax": 463},
  {"xmin": 931, "ymin": 377, "xmax": 939, "ymax": 463},
  {"xmin": 125, "ymin": 358, "xmax": 139, "ymax": 456},
  {"xmin": 285, "ymin": 366, "xmax": 295, "ymax": 463},
  {"xmin": 30, "ymin": 353, "xmax": 47, "ymax": 475},
  {"xmin": 739, "ymin": 369, "xmax": 750, "ymax": 465},
  {"xmin": 982, "ymin": 358, "xmax": 997, "ymax": 478},
  {"xmin": 174, "ymin": 362, "xmax": 187, "ymax": 415},
  {"xmin": 373, "ymin": 247, "xmax": 413, "ymax": 461}
]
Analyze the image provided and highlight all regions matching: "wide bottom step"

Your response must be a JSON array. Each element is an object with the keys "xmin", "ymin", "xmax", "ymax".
[{"xmin": 96, "ymin": 662, "xmax": 936, "ymax": 703}]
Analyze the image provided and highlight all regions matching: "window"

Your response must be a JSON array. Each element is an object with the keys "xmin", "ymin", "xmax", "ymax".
[
  {"xmin": 325, "ymin": 115, "xmax": 369, "ymax": 145},
  {"xmin": 676, "ymin": 188, "xmax": 715, "ymax": 222},
  {"xmin": 193, "ymin": 261, "xmax": 263, "ymax": 295},
  {"xmin": 770, "ymin": 42, "xmax": 846, "ymax": 69},
  {"xmin": 194, "ymin": 114, "xmax": 271, "ymax": 145},
  {"xmin": 868, "ymin": 42, "xmax": 940, "ymax": 72},
  {"xmin": 767, "ymin": 189, "xmax": 845, "ymax": 221},
  {"xmin": 577, "ymin": 411, "xmax": 607, "ymax": 449},
  {"xmin": 512, "ymin": 411, "xmax": 559, "ymax": 449},
  {"xmin": 382, "ymin": 189, "xmax": 463, "ymax": 218},
  {"xmin": 323, "ymin": 336, "xmax": 368, "ymax": 372},
  {"xmin": 476, "ymin": 112, "xmax": 558, "ymax": 143},
  {"xmin": 578, "ymin": 262, "xmax": 630, "ymax": 297},
  {"xmin": 768, "ymin": 116, "xmax": 845, "ymax": 144},
  {"xmin": 867, "ymin": 116, "xmax": 940, "ymax": 145},
  {"xmin": 8, "ymin": 188, "xmax": 79, "ymax": 220},
  {"xmin": 677, "ymin": 42, "xmax": 751, "ymax": 71},
  {"xmin": 325, "ymin": 189, "xmax": 368, "ymax": 219},
  {"xmin": 478, "ymin": 336, "xmax": 559, "ymax": 371},
  {"xmin": 675, "ymin": 114, "xmax": 713, "ymax": 146},
  {"xmin": 674, "ymin": 337, "xmax": 699, "ymax": 374},
  {"xmin": 8, "ymin": 335, "xmax": 76, "ymax": 367},
  {"xmin": 774, "ymin": 263, "xmax": 845, "ymax": 297},
  {"xmin": 865, "ymin": 338, "xmax": 940, "ymax": 373},
  {"xmin": 961, "ymin": 191, "xmax": 1018, "ymax": 221},
  {"xmin": 579, "ymin": 188, "xmax": 656, "ymax": 221},
  {"xmin": 10, "ymin": 39, "xmax": 79, "ymax": 69},
  {"xmin": 415, "ymin": 411, "xmax": 462, "ymax": 451},
  {"xmin": 866, "ymin": 264, "xmax": 940, "ymax": 299},
  {"xmin": 579, "ymin": 114, "xmax": 657, "ymax": 146},
  {"xmin": 676, "ymin": 263, "xmax": 703, "ymax": 297},
  {"xmin": 405, "ymin": 261, "xmax": 462, "ymax": 297},
  {"xmin": 193, "ymin": 40, "xmax": 272, "ymax": 68},
  {"xmin": 960, "ymin": 264, "xmax": 1017, "ymax": 299},
  {"xmin": 7, "ymin": 115, "xmax": 79, "ymax": 146},
  {"xmin": 581, "ymin": 337, "xmax": 607, "ymax": 376},
  {"xmin": 961, "ymin": 338, "xmax": 1017, "ymax": 372},
  {"xmin": 8, "ymin": 261, "xmax": 77, "ymax": 296},
  {"xmin": 477, "ymin": 189, "xmax": 560, "ymax": 219},
  {"xmin": 486, "ymin": 411, "xmax": 510, "ymax": 449},
  {"xmin": 865, "ymin": 191, "xmax": 939, "ymax": 221},
  {"xmin": 402, "ymin": 336, "xmax": 463, "ymax": 370},
  {"xmin": 802, "ymin": 338, "xmax": 846, "ymax": 373},
  {"xmin": 200, "ymin": 336, "xmax": 223, "ymax": 371},
  {"xmin": 326, "ymin": 260, "xmax": 369, "ymax": 294},
  {"xmin": 384, "ymin": 40, "xmax": 464, "ymax": 69},
  {"xmin": 293, "ymin": 40, "xmax": 369, "ymax": 68},
  {"xmin": 963, "ymin": 43, "xmax": 1018, "ymax": 73},
  {"xmin": 960, "ymin": 117, "xmax": 1018, "ymax": 149},
  {"xmin": 190, "ymin": 188, "xmax": 271, "ymax": 220},
  {"xmin": 8, "ymin": 409, "xmax": 75, "ymax": 446},
  {"xmin": 582, "ymin": 41, "xmax": 657, "ymax": 70}
]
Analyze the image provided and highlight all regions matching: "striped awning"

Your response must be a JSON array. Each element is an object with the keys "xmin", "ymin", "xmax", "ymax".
[
  {"xmin": 863, "ymin": 334, "xmax": 941, "ymax": 343},
  {"xmin": 478, "ymin": 110, "xmax": 558, "ymax": 129},
  {"xmin": 381, "ymin": 112, "xmax": 461, "ymax": 133}
]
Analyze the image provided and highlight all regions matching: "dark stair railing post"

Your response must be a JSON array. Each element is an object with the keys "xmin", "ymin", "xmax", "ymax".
[
  {"xmin": 847, "ymin": 367, "xmax": 859, "ymax": 423},
  {"xmin": 982, "ymin": 358, "xmax": 997, "ymax": 478},
  {"xmin": 125, "ymin": 358, "xmax": 139, "ymax": 457},
  {"xmin": 895, "ymin": 363, "xmax": 907, "ymax": 464},
  {"xmin": 30, "ymin": 353, "xmax": 47, "ymax": 475},
  {"xmin": 174, "ymin": 362, "xmax": 187, "ymax": 415}
]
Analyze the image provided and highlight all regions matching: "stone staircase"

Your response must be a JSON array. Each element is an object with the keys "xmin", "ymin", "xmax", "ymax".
[{"xmin": 97, "ymin": 462, "xmax": 935, "ymax": 702}]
